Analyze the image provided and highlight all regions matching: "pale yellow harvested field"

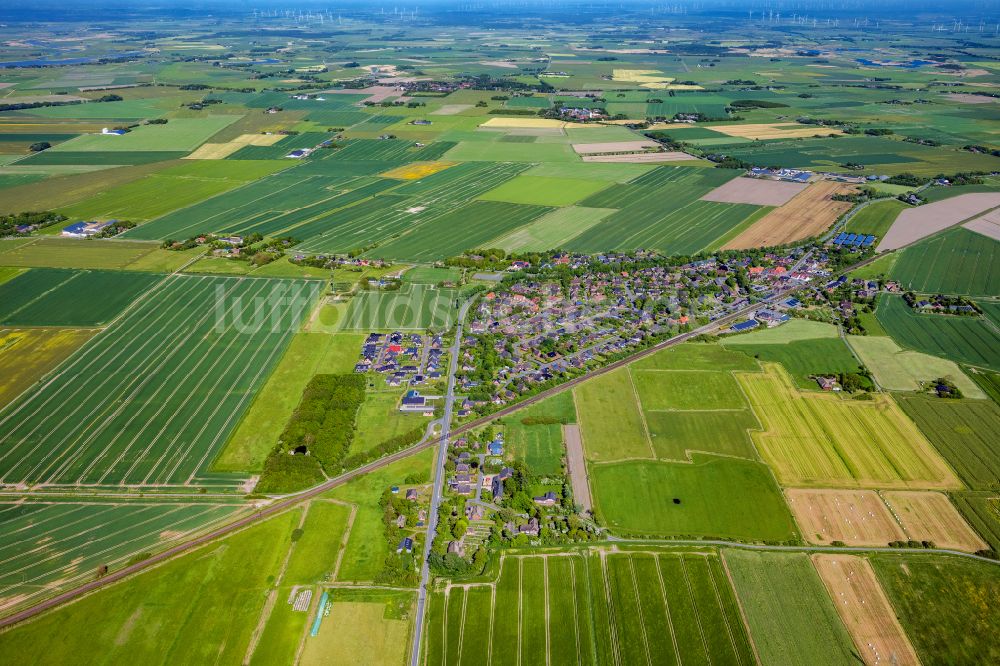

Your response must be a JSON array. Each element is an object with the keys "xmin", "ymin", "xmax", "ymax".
[
  {"xmin": 479, "ymin": 117, "xmax": 603, "ymax": 129},
  {"xmin": 738, "ymin": 364, "xmax": 961, "ymax": 489},
  {"xmin": 185, "ymin": 133, "xmax": 284, "ymax": 160},
  {"xmin": 723, "ymin": 181, "xmax": 855, "ymax": 249},
  {"xmin": 812, "ymin": 555, "xmax": 920, "ymax": 666},
  {"xmin": 882, "ymin": 491, "xmax": 989, "ymax": 552},
  {"xmin": 612, "ymin": 69, "xmax": 673, "ymax": 85},
  {"xmin": 787, "ymin": 489, "xmax": 906, "ymax": 546},
  {"xmin": 878, "ymin": 192, "xmax": 1000, "ymax": 250},
  {"xmin": 710, "ymin": 123, "xmax": 843, "ymax": 140},
  {"xmin": 380, "ymin": 161, "xmax": 455, "ymax": 180},
  {"xmin": 944, "ymin": 92, "xmax": 999, "ymax": 104},
  {"xmin": 431, "ymin": 104, "xmax": 472, "ymax": 115},
  {"xmin": 581, "ymin": 151, "xmax": 696, "ymax": 163},
  {"xmin": 963, "ymin": 207, "xmax": 1000, "ymax": 241},
  {"xmin": 701, "ymin": 176, "xmax": 807, "ymax": 206},
  {"xmin": 571, "ymin": 140, "xmax": 660, "ymax": 154}
]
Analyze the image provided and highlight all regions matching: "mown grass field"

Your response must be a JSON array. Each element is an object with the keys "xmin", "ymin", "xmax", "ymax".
[
  {"xmin": 0, "ymin": 268, "xmax": 162, "ymax": 327},
  {"xmin": 897, "ymin": 396, "xmax": 1000, "ymax": 491},
  {"xmin": 724, "ymin": 323, "xmax": 861, "ymax": 390},
  {"xmin": 492, "ymin": 206, "xmax": 615, "ymax": 252},
  {"xmin": 844, "ymin": 199, "xmax": 907, "ymax": 237},
  {"xmin": 0, "ymin": 328, "xmax": 94, "ymax": 408},
  {"xmin": 0, "ymin": 238, "xmax": 157, "ymax": 269},
  {"xmin": 737, "ymin": 363, "xmax": 961, "ymax": 489},
  {"xmin": 478, "ymin": 174, "xmax": 611, "ymax": 206},
  {"xmin": 876, "ymin": 294, "xmax": 1000, "ymax": 371},
  {"xmin": 424, "ymin": 551, "xmax": 755, "ymax": 666},
  {"xmin": 49, "ymin": 116, "xmax": 238, "ymax": 153},
  {"xmin": 300, "ymin": 589, "xmax": 415, "ymax": 666},
  {"xmin": 873, "ymin": 555, "xmax": 1000, "ymax": 664},
  {"xmin": 847, "ymin": 334, "xmax": 985, "ymax": 396},
  {"xmin": 724, "ymin": 549, "xmax": 858, "ymax": 666},
  {"xmin": 574, "ymin": 367, "xmax": 651, "ymax": 461},
  {"xmin": 632, "ymin": 369, "xmax": 747, "ymax": 410},
  {"xmin": 589, "ymin": 455, "xmax": 797, "ymax": 540},
  {"xmin": 889, "ymin": 226, "xmax": 999, "ymax": 297},
  {"xmin": 0, "ymin": 275, "xmax": 320, "ymax": 488}
]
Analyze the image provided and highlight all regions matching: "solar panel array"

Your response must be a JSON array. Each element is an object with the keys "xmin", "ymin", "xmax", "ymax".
[{"xmin": 831, "ymin": 232, "xmax": 876, "ymax": 247}]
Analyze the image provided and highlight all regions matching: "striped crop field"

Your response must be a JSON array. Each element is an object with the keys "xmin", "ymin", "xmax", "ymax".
[
  {"xmin": 423, "ymin": 550, "xmax": 755, "ymax": 666},
  {"xmin": 0, "ymin": 275, "xmax": 321, "ymax": 489},
  {"xmin": 0, "ymin": 499, "xmax": 247, "ymax": 616}
]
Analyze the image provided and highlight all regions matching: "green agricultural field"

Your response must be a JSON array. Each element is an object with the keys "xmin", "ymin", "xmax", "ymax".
[
  {"xmin": 403, "ymin": 265, "xmax": 463, "ymax": 284},
  {"xmin": 589, "ymin": 454, "xmax": 797, "ymax": 540},
  {"xmin": 503, "ymin": 421, "xmax": 565, "ymax": 475},
  {"xmin": 478, "ymin": 175, "xmax": 611, "ymax": 206},
  {"xmin": 492, "ymin": 206, "xmax": 615, "ymax": 252},
  {"xmin": 723, "ymin": 318, "xmax": 839, "ymax": 344},
  {"xmin": 216, "ymin": 331, "xmax": 365, "ymax": 472},
  {"xmin": 737, "ymin": 363, "xmax": 961, "ymax": 489},
  {"xmin": 0, "ymin": 237, "xmax": 157, "ymax": 269},
  {"xmin": 889, "ymin": 227, "xmax": 1000, "ymax": 297},
  {"xmin": 300, "ymin": 589, "xmax": 416, "ymax": 666},
  {"xmin": 281, "ymin": 500, "xmax": 353, "ymax": 585},
  {"xmin": 725, "ymin": 336, "xmax": 863, "ymax": 390},
  {"xmin": 49, "ymin": 116, "xmax": 239, "ymax": 153},
  {"xmin": 632, "ymin": 368, "xmax": 748, "ymax": 410},
  {"xmin": 0, "ymin": 268, "xmax": 162, "ymax": 326},
  {"xmin": 424, "ymin": 550, "xmax": 754, "ymax": 666},
  {"xmin": 20, "ymin": 99, "xmax": 169, "ymax": 120},
  {"xmin": 644, "ymin": 409, "xmax": 760, "ymax": 461},
  {"xmin": 58, "ymin": 159, "xmax": 290, "ymax": 221},
  {"xmin": 847, "ymin": 334, "xmax": 984, "ymax": 396},
  {"xmin": 17, "ymin": 150, "xmax": 188, "ymax": 165},
  {"xmin": 724, "ymin": 550, "xmax": 858, "ymax": 665},
  {"xmin": 351, "ymin": 390, "xmax": 423, "ymax": 457},
  {"xmin": 633, "ymin": 342, "xmax": 760, "ymax": 372},
  {"xmin": 896, "ymin": 396, "xmax": 1000, "ymax": 491},
  {"xmin": 443, "ymin": 140, "xmax": 579, "ymax": 162},
  {"xmin": 0, "ymin": 328, "xmax": 94, "ymax": 407},
  {"xmin": 845, "ymin": 199, "xmax": 906, "ymax": 237},
  {"xmin": 0, "ymin": 275, "xmax": 321, "ymax": 488},
  {"xmin": 876, "ymin": 294, "xmax": 1000, "ymax": 371},
  {"xmin": 369, "ymin": 200, "xmax": 552, "ymax": 263},
  {"xmin": 0, "ymin": 498, "xmax": 249, "ymax": 620},
  {"xmin": 340, "ymin": 284, "xmax": 460, "ymax": 331},
  {"xmin": 951, "ymin": 492, "xmax": 1000, "ymax": 552},
  {"xmin": 524, "ymin": 161, "xmax": 654, "ymax": 183},
  {"xmin": 873, "ymin": 555, "xmax": 1000, "ymax": 663},
  {"xmin": 574, "ymin": 367, "xmax": 651, "ymax": 461},
  {"xmin": 0, "ymin": 507, "xmax": 297, "ymax": 664}
]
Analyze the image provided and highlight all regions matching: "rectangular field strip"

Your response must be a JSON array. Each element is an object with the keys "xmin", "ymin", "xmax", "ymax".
[{"xmin": 0, "ymin": 274, "xmax": 320, "ymax": 488}]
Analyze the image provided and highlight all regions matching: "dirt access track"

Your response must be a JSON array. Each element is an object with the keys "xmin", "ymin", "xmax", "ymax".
[
  {"xmin": 878, "ymin": 192, "xmax": 1000, "ymax": 251},
  {"xmin": 563, "ymin": 424, "xmax": 593, "ymax": 514},
  {"xmin": 813, "ymin": 554, "xmax": 920, "ymax": 666},
  {"xmin": 723, "ymin": 180, "xmax": 856, "ymax": 249}
]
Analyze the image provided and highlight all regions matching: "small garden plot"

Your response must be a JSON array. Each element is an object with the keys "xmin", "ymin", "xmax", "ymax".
[
  {"xmin": 590, "ymin": 455, "xmax": 797, "ymax": 540},
  {"xmin": 701, "ymin": 176, "xmax": 806, "ymax": 206},
  {"xmin": 896, "ymin": 396, "xmax": 1000, "ymax": 491},
  {"xmin": 875, "ymin": 294, "xmax": 1000, "ymax": 371},
  {"xmin": 478, "ymin": 174, "xmax": 611, "ymax": 206},
  {"xmin": 632, "ymin": 369, "xmax": 747, "ymax": 411},
  {"xmin": 724, "ymin": 550, "xmax": 857, "ymax": 666},
  {"xmin": 786, "ymin": 489, "xmax": 906, "ymax": 546},
  {"xmin": 873, "ymin": 555, "xmax": 1000, "ymax": 664},
  {"xmin": 737, "ymin": 363, "xmax": 961, "ymax": 489}
]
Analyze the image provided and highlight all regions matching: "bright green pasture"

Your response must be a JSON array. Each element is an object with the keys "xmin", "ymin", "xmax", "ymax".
[
  {"xmin": 443, "ymin": 140, "xmax": 579, "ymax": 162},
  {"xmin": 50, "ymin": 116, "xmax": 238, "ymax": 152},
  {"xmin": 351, "ymin": 390, "xmax": 422, "ymax": 457},
  {"xmin": 725, "ymin": 337, "xmax": 862, "ymax": 390},
  {"xmin": 216, "ymin": 331, "xmax": 365, "ymax": 473},
  {"xmin": 503, "ymin": 421, "xmax": 564, "ymax": 475},
  {"xmin": 644, "ymin": 409, "xmax": 759, "ymax": 461},
  {"xmin": 282, "ymin": 500, "xmax": 352, "ymax": 585},
  {"xmin": 574, "ymin": 367, "xmax": 651, "ymax": 461},
  {"xmin": 632, "ymin": 369, "xmax": 746, "ymax": 410},
  {"xmin": 633, "ymin": 342, "xmax": 760, "ymax": 371},
  {"xmin": 492, "ymin": 206, "xmax": 614, "ymax": 252},
  {"xmin": 0, "ymin": 507, "xmax": 296, "ymax": 664},
  {"xmin": 847, "ymin": 334, "xmax": 984, "ymax": 396},
  {"xmin": 478, "ymin": 175, "xmax": 611, "ymax": 206},
  {"xmin": 724, "ymin": 550, "xmax": 857, "ymax": 666},
  {"xmin": 589, "ymin": 455, "xmax": 797, "ymax": 540},
  {"xmin": 723, "ymin": 318, "xmax": 839, "ymax": 344},
  {"xmin": 0, "ymin": 237, "xmax": 156, "ymax": 269},
  {"xmin": 403, "ymin": 265, "xmax": 462, "ymax": 284},
  {"xmin": 845, "ymin": 199, "xmax": 906, "ymax": 237},
  {"xmin": 524, "ymin": 161, "xmax": 653, "ymax": 183},
  {"xmin": 340, "ymin": 284, "xmax": 460, "ymax": 331},
  {"xmin": 874, "ymin": 555, "xmax": 1000, "ymax": 664}
]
